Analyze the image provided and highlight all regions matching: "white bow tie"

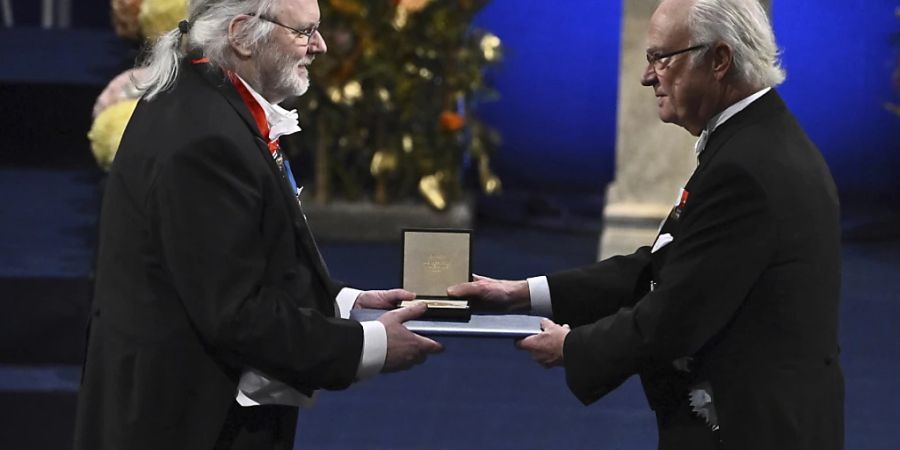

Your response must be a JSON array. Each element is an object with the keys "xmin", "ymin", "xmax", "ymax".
[
  {"xmin": 694, "ymin": 129, "xmax": 710, "ymax": 159},
  {"xmin": 268, "ymin": 108, "xmax": 301, "ymax": 140}
]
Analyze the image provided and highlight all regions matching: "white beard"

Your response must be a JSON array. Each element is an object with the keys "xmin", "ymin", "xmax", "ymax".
[{"xmin": 258, "ymin": 47, "xmax": 312, "ymax": 101}]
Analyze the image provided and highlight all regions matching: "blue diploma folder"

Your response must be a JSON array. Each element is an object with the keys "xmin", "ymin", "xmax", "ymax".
[{"xmin": 350, "ymin": 308, "xmax": 544, "ymax": 338}]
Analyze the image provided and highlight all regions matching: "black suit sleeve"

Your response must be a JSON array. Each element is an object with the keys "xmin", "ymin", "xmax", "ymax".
[
  {"xmin": 151, "ymin": 135, "xmax": 362, "ymax": 391},
  {"xmin": 563, "ymin": 162, "xmax": 775, "ymax": 404},
  {"xmin": 547, "ymin": 247, "xmax": 653, "ymax": 327}
]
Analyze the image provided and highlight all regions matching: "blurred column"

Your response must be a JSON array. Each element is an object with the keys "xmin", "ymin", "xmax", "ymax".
[
  {"xmin": 1, "ymin": 0, "xmax": 12, "ymax": 27},
  {"xmin": 41, "ymin": 0, "xmax": 70, "ymax": 29},
  {"xmin": 599, "ymin": 0, "xmax": 770, "ymax": 260},
  {"xmin": 42, "ymin": 0, "xmax": 52, "ymax": 27}
]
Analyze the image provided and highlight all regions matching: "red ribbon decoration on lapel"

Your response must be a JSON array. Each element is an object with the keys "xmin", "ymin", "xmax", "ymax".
[
  {"xmin": 191, "ymin": 57, "xmax": 279, "ymax": 156},
  {"xmin": 679, "ymin": 189, "xmax": 689, "ymax": 209},
  {"xmin": 227, "ymin": 75, "xmax": 281, "ymax": 156}
]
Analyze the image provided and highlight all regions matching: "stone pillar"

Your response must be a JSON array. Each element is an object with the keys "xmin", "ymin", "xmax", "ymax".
[
  {"xmin": 599, "ymin": 0, "xmax": 770, "ymax": 260},
  {"xmin": 599, "ymin": 0, "xmax": 695, "ymax": 260}
]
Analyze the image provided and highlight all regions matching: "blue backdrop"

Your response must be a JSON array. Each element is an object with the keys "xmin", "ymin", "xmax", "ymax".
[
  {"xmin": 2, "ymin": 0, "xmax": 896, "ymax": 202},
  {"xmin": 473, "ymin": 0, "xmax": 622, "ymax": 193},
  {"xmin": 474, "ymin": 0, "xmax": 900, "ymax": 202}
]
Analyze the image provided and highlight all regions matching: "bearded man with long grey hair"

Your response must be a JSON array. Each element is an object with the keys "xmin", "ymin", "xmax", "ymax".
[{"xmin": 73, "ymin": 1, "xmax": 442, "ymax": 449}]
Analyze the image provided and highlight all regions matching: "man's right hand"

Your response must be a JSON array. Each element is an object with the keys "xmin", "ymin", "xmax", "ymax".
[
  {"xmin": 377, "ymin": 303, "xmax": 443, "ymax": 373},
  {"xmin": 446, "ymin": 274, "xmax": 531, "ymax": 312}
]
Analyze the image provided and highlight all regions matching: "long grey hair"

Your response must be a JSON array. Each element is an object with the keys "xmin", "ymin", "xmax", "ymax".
[
  {"xmin": 136, "ymin": 0, "xmax": 280, "ymax": 100},
  {"xmin": 688, "ymin": 0, "xmax": 786, "ymax": 88}
]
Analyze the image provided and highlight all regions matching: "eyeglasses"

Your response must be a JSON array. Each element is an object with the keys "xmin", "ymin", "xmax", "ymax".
[
  {"xmin": 645, "ymin": 44, "xmax": 708, "ymax": 72},
  {"xmin": 253, "ymin": 14, "xmax": 320, "ymax": 46}
]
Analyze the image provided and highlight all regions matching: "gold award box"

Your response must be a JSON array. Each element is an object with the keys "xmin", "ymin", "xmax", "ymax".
[{"xmin": 400, "ymin": 229, "xmax": 471, "ymax": 320}]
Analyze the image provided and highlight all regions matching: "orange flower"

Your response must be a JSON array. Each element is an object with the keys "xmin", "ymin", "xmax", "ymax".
[
  {"xmin": 330, "ymin": 0, "xmax": 365, "ymax": 15},
  {"xmin": 439, "ymin": 111, "xmax": 465, "ymax": 131},
  {"xmin": 397, "ymin": 0, "xmax": 430, "ymax": 12}
]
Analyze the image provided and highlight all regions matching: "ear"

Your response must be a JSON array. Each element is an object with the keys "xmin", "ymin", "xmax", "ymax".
[
  {"xmin": 228, "ymin": 15, "xmax": 253, "ymax": 58},
  {"xmin": 710, "ymin": 42, "xmax": 733, "ymax": 81}
]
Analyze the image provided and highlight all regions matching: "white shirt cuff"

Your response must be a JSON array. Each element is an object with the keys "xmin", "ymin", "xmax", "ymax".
[
  {"xmin": 356, "ymin": 320, "xmax": 386, "ymax": 380},
  {"xmin": 336, "ymin": 288, "xmax": 385, "ymax": 380},
  {"xmin": 336, "ymin": 287, "xmax": 363, "ymax": 319},
  {"xmin": 527, "ymin": 276, "xmax": 553, "ymax": 317},
  {"xmin": 236, "ymin": 370, "xmax": 318, "ymax": 408},
  {"xmin": 233, "ymin": 288, "xmax": 382, "ymax": 406}
]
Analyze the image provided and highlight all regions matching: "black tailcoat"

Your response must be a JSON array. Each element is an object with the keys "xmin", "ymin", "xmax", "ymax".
[
  {"xmin": 549, "ymin": 91, "xmax": 843, "ymax": 450},
  {"xmin": 74, "ymin": 60, "xmax": 362, "ymax": 449}
]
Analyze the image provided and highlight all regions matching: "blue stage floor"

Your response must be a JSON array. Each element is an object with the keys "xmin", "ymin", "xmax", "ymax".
[{"xmin": 1, "ymin": 168, "xmax": 898, "ymax": 449}]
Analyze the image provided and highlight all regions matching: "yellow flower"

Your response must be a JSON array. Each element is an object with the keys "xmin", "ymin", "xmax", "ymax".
[
  {"xmin": 342, "ymin": 80, "xmax": 363, "ymax": 103},
  {"xmin": 370, "ymin": 150, "xmax": 399, "ymax": 177},
  {"xmin": 480, "ymin": 33, "xmax": 502, "ymax": 62},
  {"xmin": 88, "ymin": 99, "xmax": 139, "ymax": 171},
  {"xmin": 419, "ymin": 174, "xmax": 447, "ymax": 210},
  {"xmin": 139, "ymin": 0, "xmax": 187, "ymax": 39}
]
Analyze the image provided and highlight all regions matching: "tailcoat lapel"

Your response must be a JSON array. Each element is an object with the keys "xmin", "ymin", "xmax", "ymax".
[
  {"xmin": 649, "ymin": 91, "xmax": 787, "ymax": 287},
  {"xmin": 696, "ymin": 90, "xmax": 787, "ymax": 174},
  {"xmin": 188, "ymin": 61, "xmax": 334, "ymax": 288}
]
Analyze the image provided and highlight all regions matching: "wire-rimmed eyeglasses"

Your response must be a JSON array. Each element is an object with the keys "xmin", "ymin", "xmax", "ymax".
[
  {"xmin": 252, "ymin": 13, "xmax": 320, "ymax": 46},
  {"xmin": 645, "ymin": 44, "xmax": 708, "ymax": 72}
]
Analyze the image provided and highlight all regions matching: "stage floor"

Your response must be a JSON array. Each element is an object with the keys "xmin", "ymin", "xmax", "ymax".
[{"xmin": 1, "ymin": 168, "xmax": 898, "ymax": 449}]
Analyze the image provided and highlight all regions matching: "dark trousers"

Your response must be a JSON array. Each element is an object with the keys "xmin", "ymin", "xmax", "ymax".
[
  {"xmin": 657, "ymin": 401, "xmax": 721, "ymax": 450},
  {"xmin": 214, "ymin": 403, "xmax": 298, "ymax": 450}
]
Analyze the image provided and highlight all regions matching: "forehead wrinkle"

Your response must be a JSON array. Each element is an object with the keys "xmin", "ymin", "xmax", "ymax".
[{"xmin": 646, "ymin": 21, "xmax": 690, "ymax": 54}]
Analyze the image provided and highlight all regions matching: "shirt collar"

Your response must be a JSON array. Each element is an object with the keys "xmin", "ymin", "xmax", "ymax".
[
  {"xmin": 234, "ymin": 75, "xmax": 302, "ymax": 141},
  {"xmin": 695, "ymin": 87, "xmax": 771, "ymax": 155}
]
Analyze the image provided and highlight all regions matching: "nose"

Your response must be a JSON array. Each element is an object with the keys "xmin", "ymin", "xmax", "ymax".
[
  {"xmin": 308, "ymin": 30, "xmax": 327, "ymax": 54},
  {"xmin": 640, "ymin": 63, "xmax": 657, "ymax": 87}
]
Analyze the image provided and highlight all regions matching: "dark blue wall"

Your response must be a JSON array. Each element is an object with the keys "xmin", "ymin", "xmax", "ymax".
[
  {"xmin": 4, "ymin": 0, "xmax": 110, "ymax": 29},
  {"xmin": 473, "ymin": 0, "xmax": 622, "ymax": 193},
  {"xmin": 772, "ymin": 0, "xmax": 899, "ymax": 202},
  {"xmin": 4, "ymin": 0, "xmax": 897, "ymax": 202},
  {"xmin": 475, "ymin": 0, "xmax": 900, "ymax": 201}
]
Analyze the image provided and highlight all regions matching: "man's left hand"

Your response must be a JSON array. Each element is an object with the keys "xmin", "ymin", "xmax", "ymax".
[
  {"xmin": 355, "ymin": 289, "xmax": 416, "ymax": 310},
  {"xmin": 517, "ymin": 319, "xmax": 570, "ymax": 368}
]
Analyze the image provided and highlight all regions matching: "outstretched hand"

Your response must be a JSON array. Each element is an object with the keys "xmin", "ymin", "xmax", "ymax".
[
  {"xmin": 446, "ymin": 274, "xmax": 531, "ymax": 312},
  {"xmin": 377, "ymin": 303, "xmax": 443, "ymax": 373},
  {"xmin": 517, "ymin": 319, "xmax": 570, "ymax": 368},
  {"xmin": 355, "ymin": 288, "xmax": 416, "ymax": 310}
]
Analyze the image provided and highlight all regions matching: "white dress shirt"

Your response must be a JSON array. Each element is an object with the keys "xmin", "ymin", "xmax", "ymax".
[{"xmin": 695, "ymin": 87, "xmax": 770, "ymax": 156}]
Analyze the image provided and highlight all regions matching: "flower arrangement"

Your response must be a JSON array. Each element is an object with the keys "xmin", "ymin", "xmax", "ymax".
[
  {"xmin": 88, "ymin": 0, "xmax": 184, "ymax": 169},
  {"xmin": 90, "ymin": 0, "xmax": 503, "ymax": 211},
  {"xmin": 289, "ymin": 0, "xmax": 503, "ymax": 209}
]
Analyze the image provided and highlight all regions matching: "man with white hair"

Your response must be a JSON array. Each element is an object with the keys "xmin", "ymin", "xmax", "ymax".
[
  {"xmin": 73, "ymin": 1, "xmax": 442, "ymax": 449},
  {"xmin": 450, "ymin": 0, "xmax": 843, "ymax": 448}
]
